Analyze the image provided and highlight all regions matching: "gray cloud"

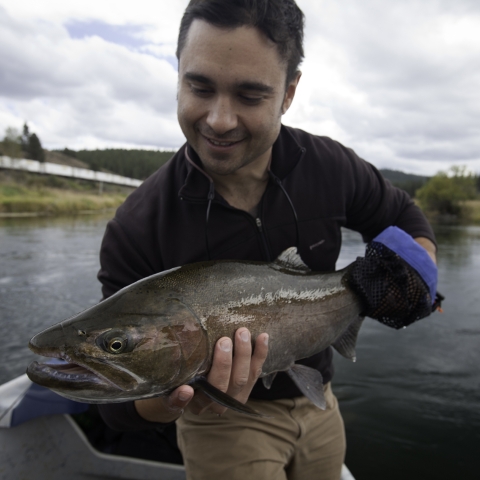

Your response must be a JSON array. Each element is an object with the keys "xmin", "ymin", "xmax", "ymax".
[
  {"xmin": 0, "ymin": 6, "xmax": 183, "ymax": 149},
  {"xmin": 297, "ymin": 0, "xmax": 480, "ymax": 173}
]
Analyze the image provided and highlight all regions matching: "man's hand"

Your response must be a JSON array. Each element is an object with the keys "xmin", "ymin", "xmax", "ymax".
[
  {"xmin": 134, "ymin": 328, "xmax": 269, "ymax": 423},
  {"xmin": 187, "ymin": 328, "xmax": 269, "ymax": 415},
  {"xmin": 414, "ymin": 236, "xmax": 437, "ymax": 264}
]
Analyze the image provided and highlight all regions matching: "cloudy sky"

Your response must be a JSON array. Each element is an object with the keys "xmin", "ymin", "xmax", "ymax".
[{"xmin": 0, "ymin": 0, "xmax": 479, "ymax": 175}]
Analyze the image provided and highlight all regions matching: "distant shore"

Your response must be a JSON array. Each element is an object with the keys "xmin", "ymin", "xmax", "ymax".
[
  {"xmin": 2, "ymin": 169, "xmax": 479, "ymax": 225},
  {"xmin": 0, "ymin": 170, "xmax": 131, "ymax": 217},
  {"xmin": 418, "ymin": 199, "xmax": 480, "ymax": 226},
  {"xmin": 0, "ymin": 189, "xmax": 127, "ymax": 217}
]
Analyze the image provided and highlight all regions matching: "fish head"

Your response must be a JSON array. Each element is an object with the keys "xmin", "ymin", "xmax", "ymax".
[{"xmin": 27, "ymin": 277, "xmax": 208, "ymax": 403}]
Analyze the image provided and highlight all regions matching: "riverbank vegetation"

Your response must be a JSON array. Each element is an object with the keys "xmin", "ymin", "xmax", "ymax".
[
  {"xmin": 0, "ymin": 123, "xmax": 45, "ymax": 162},
  {"xmin": 2, "ymin": 124, "xmax": 480, "ymax": 223},
  {"xmin": 0, "ymin": 170, "xmax": 131, "ymax": 217},
  {"xmin": 416, "ymin": 166, "xmax": 480, "ymax": 224},
  {"xmin": 2, "ymin": 161, "xmax": 479, "ymax": 222}
]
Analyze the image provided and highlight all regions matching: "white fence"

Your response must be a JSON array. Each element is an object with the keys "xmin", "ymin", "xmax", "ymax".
[{"xmin": 0, "ymin": 156, "xmax": 142, "ymax": 188}]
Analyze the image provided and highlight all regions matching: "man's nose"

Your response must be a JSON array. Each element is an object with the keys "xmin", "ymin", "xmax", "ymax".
[{"xmin": 206, "ymin": 96, "xmax": 238, "ymax": 135}]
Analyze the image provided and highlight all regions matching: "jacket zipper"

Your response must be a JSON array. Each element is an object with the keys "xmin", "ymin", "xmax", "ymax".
[
  {"xmin": 183, "ymin": 192, "xmax": 273, "ymax": 261},
  {"xmin": 255, "ymin": 217, "xmax": 272, "ymax": 261}
]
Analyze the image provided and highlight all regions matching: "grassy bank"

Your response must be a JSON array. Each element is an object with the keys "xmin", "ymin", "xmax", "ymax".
[
  {"xmin": 461, "ymin": 200, "xmax": 480, "ymax": 225},
  {"xmin": 3, "ymin": 169, "xmax": 480, "ymax": 224},
  {"xmin": 416, "ymin": 199, "xmax": 480, "ymax": 226},
  {"xmin": 0, "ymin": 170, "xmax": 132, "ymax": 216}
]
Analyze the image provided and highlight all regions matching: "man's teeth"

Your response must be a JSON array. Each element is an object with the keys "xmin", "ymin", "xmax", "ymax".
[{"xmin": 209, "ymin": 139, "xmax": 235, "ymax": 146}]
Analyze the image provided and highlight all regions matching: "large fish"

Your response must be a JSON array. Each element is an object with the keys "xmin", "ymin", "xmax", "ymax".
[{"xmin": 27, "ymin": 248, "xmax": 364, "ymax": 416}]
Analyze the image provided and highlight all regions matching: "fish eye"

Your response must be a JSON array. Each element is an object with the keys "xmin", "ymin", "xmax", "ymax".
[
  {"xmin": 98, "ymin": 330, "xmax": 130, "ymax": 354},
  {"xmin": 107, "ymin": 337, "xmax": 126, "ymax": 354}
]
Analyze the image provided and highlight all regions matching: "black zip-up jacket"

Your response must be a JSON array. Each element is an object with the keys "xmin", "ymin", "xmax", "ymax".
[{"xmin": 97, "ymin": 125, "xmax": 435, "ymax": 430}]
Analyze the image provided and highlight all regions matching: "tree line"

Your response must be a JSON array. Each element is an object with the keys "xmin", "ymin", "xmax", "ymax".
[
  {"xmin": 0, "ymin": 123, "xmax": 45, "ymax": 161},
  {"xmin": 60, "ymin": 148, "xmax": 176, "ymax": 181},
  {"xmin": 415, "ymin": 166, "xmax": 479, "ymax": 216}
]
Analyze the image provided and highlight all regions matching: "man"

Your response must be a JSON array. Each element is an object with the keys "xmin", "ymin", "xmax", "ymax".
[{"xmin": 98, "ymin": 1, "xmax": 436, "ymax": 479}]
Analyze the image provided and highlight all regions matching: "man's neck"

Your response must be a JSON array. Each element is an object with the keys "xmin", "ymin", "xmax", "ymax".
[{"xmin": 207, "ymin": 154, "xmax": 271, "ymax": 215}]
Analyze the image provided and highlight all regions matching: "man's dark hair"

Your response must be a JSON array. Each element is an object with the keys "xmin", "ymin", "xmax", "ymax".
[{"xmin": 176, "ymin": 0, "xmax": 305, "ymax": 85}]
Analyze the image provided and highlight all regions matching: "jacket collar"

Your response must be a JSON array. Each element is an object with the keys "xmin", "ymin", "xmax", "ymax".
[
  {"xmin": 178, "ymin": 125, "xmax": 306, "ymax": 202},
  {"xmin": 271, "ymin": 124, "xmax": 306, "ymax": 179}
]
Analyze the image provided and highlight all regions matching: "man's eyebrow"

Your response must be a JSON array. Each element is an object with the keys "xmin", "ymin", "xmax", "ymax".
[
  {"xmin": 237, "ymin": 81, "xmax": 274, "ymax": 94},
  {"xmin": 184, "ymin": 72, "xmax": 274, "ymax": 94},
  {"xmin": 184, "ymin": 72, "xmax": 214, "ymax": 85}
]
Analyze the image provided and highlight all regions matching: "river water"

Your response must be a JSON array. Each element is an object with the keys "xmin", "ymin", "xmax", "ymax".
[{"xmin": 0, "ymin": 214, "xmax": 478, "ymax": 479}]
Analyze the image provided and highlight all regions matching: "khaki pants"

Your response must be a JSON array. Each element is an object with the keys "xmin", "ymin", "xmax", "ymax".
[{"xmin": 176, "ymin": 383, "xmax": 346, "ymax": 480}]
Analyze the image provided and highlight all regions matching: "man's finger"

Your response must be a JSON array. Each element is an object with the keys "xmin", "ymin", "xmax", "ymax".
[
  {"xmin": 187, "ymin": 336, "xmax": 233, "ymax": 415},
  {"xmin": 167, "ymin": 385, "xmax": 195, "ymax": 413},
  {"xmin": 236, "ymin": 332, "xmax": 269, "ymax": 404},
  {"xmin": 228, "ymin": 328, "xmax": 253, "ymax": 395},
  {"xmin": 206, "ymin": 337, "xmax": 233, "ymax": 391}
]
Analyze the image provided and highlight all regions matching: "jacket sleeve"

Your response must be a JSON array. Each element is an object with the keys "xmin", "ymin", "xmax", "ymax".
[
  {"xmin": 338, "ymin": 144, "xmax": 435, "ymax": 244},
  {"xmin": 97, "ymin": 216, "xmax": 159, "ymax": 299},
  {"xmin": 98, "ymin": 400, "xmax": 172, "ymax": 432}
]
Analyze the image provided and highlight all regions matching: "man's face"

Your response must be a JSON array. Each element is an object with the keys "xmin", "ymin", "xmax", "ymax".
[{"xmin": 177, "ymin": 20, "xmax": 299, "ymax": 177}]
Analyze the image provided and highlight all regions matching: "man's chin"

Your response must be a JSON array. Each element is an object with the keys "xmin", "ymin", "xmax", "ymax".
[
  {"xmin": 195, "ymin": 147, "xmax": 246, "ymax": 175},
  {"xmin": 201, "ymin": 158, "xmax": 244, "ymax": 177}
]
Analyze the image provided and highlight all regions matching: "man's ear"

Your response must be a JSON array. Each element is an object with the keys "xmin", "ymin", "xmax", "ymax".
[{"xmin": 282, "ymin": 71, "xmax": 302, "ymax": 114}]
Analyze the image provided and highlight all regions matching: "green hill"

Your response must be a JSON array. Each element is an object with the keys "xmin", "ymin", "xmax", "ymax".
[
  {"xmin": 379, "ymin": 169, "xmax": 429, "ymax": 185},
  {"xmin": 379, "ymin": 169, "xmax": 429, "ymax": 197},
  {"xmin": 56, "ymin": 148, "xmax": 177, "ymax": 180}
]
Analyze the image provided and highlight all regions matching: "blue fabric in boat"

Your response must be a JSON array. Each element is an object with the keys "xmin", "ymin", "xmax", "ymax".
[
  {"xmin": 11, "ymin": 383, "xmax": 88, "ymax": 427},
  {"xmin": 11, "ymin": 358, "xmax": 88, "ymax": 427}
]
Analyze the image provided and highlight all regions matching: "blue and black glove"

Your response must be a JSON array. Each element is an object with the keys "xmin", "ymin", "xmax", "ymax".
[{"xmin": 346, "ymin": 226, "xmax": 444, "ymax": 329}]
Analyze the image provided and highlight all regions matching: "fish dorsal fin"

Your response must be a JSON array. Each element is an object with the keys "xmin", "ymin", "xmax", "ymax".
[
  {"xmin": 272, "ymin": 247, "xmax": 310, "ymax": 273},
  {"xmin": 332, "ymin": 316, "xmax": 364, "ymax": 362},
  {"xmin": 286, "ymin": 364, "xmax": 326, "ymax": 409}
]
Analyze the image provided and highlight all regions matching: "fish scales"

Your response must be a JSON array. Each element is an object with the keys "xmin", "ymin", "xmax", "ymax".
[{"xmin": 160, "ymin": 261, "xmax": 361, "ymax": 374}]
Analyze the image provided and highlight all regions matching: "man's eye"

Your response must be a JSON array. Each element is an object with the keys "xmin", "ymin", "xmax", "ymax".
[
  {"xmin": 240, "ymin": 95, "xmax": 263, "ymax": 105},
  {"xmin": 190, "ymin": 85, "xmax": 212, "ymax": 97}
]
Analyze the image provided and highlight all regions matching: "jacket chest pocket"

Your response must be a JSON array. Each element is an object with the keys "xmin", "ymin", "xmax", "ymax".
[{"xmin": 266, "ymin": 216, "xmax": 344, "ymax": 271}]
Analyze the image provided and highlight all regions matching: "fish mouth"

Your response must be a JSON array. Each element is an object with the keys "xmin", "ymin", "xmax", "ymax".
[
  {"xmin": 26, "ymin": 354, "xmax": 121, "ymax": 393},
  {"xmin": 28, "ymin": 329, "xmax": 129, "ymax": 395},
  {"xmin": 28, "ymin": 360, "xmax": 103, "ymax": 384}
]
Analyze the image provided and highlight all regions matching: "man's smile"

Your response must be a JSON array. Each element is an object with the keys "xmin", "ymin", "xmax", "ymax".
[{"xmin": 201, "ymin": 134, "xmax": 245, "ymax": 149}]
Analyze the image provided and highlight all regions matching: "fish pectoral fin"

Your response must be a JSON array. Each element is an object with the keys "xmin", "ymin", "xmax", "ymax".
[
  {"xmin": 286, "ymin": 364, "xmax": 326, "ymax": 410},
  {"xmin": 189, "ymin": 376, "xmax": 270, "ymax": 418},
  {"xmin": 262, "ymin": 372, "xmax": 277, "ymax": 390},
  {"xmin": 332, "ymin": 316, "xmax": 364, "ymax": 362}
]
